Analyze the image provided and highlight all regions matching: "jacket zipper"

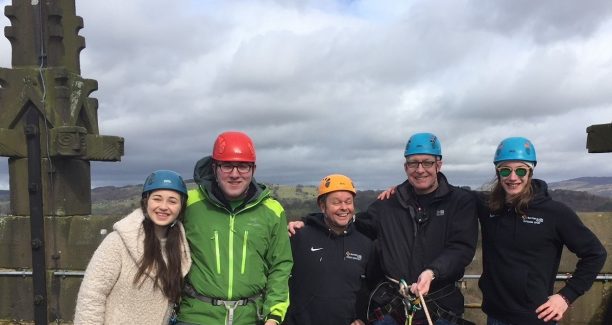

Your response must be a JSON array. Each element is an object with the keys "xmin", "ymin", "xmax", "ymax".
[
  {"xmin": 228, "ymin": 214, "xmax": 235, "ymax": 299},
  {"xmin": 242, "ymin": 230, "xmax": 248, "ymax": 274},
  {"xmin": 213, "ymin": 231, "xmax": 221, "ymax": 274}
]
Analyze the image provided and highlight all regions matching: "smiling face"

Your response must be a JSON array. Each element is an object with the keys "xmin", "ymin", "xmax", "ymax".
[
  {"xmin": 497, "ymin": 161, "xmax": 532, "ymax": 200},
  {"xmin": 146, "ymin": 189, "xmax": 183, "ymax": 228},
  {"xmin": 214, "ymin": 161, "xmax": 255, "ymax": 200},
  {"xmin": 320, "ymin": 190, "xmax": 355, "ymax": 234},
  {"xmin": 404, "ymin": 154, "xmax": 442, "ymax": 194}
]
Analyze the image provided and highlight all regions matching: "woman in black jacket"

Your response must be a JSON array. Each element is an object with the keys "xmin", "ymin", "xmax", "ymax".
[{"xmin": 479, "ymin": 137, "xmax": 607, "ymax": 325}]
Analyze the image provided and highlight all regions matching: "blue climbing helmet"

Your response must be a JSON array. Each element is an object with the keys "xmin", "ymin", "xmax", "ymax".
[
  {"xmin": 404, "ymin": 133, "xmax": 442, "ymax": 158},
  {"xmin": 493, "ymin": 137, "xmax": 537, "ymax": 166},
  {"xmin": 142, "ymin": 170, "xmax": 188, "ymax": 197}
]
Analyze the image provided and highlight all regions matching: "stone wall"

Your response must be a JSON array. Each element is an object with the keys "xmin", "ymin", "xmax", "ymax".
[
  {"xmin": 0, "ymin": 215, "xmax": 121, "ymax": 323},
  {"xmin": 0, "ymin": 213, "xmax": 610, "ymax": 324}
]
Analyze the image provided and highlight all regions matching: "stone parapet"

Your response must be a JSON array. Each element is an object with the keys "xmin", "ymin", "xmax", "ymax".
[{"xmin": 0, "ymin": 213, "xmax": 610, "ymax": 323}]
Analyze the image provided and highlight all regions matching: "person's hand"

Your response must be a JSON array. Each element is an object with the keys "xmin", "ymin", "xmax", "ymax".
[
  {"xmin": 377, "ymin": 186, "xmax": 397, "ymax": 200},
  {"xmin": 350, "ymin": 319, "xmax": 366, "ymax": 325},
  {"xmin": 287, "ymin": 220, "xmax": 305, "ymax": 237},
  {"xmin": 410, "ymin": 269, "xmax": 435, "ymax": 296},
  {"xmin": 264, "ymin": 320, "xmax": 278, "ymax": 325},
  {"xmin": 535, "ymin": 294, "xmax": 569, "ymax": 322}
]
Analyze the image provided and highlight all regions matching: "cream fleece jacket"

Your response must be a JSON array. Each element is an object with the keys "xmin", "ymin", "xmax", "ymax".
[{"xmin": 74, "ymin": 209, "xmax": 191, "ymax": 325}]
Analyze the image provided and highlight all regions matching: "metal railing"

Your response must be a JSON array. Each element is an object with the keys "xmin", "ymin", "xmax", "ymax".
[
  {"xmin": 0, "ymin": 270, "xmax": 85, "ymax": 277},
  {"xmin": 2, "ymin": 270, "xmax": 611, "ymax": 280},
  {"xmin": 461, "ymin": 274, "xmax": 612, "ymax": 281}
]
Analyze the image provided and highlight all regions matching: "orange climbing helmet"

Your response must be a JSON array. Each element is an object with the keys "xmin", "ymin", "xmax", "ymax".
[
  {"xmin": 318, "ymin": 174, "xmax": 357, "ymax": 198},
  {"xmin": 212, "ymin": 131, "xmax": 256, "ymax": 162}
]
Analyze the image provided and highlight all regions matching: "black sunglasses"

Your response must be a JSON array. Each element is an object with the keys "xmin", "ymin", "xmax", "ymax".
[{"xmin": 497, "ymin": 167, "xmax": 530, "ymax": 178}]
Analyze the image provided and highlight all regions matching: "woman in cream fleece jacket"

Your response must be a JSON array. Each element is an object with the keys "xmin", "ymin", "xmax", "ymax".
[{"xmin": 74, "ymin": 170, "xmax": 192, "ymax": 325}]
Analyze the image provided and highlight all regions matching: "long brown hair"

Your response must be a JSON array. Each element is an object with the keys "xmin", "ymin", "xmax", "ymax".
[
  {"xmin": 488, "ymin": 169, "xmax": 534, "ymax": 216},
  {"xmin": 133, "ymin": 194, "xmax": 187, "ymax": 303}
]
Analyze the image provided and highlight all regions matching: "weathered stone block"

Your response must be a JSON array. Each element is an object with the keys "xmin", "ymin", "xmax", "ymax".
[
  {"xmin": 0, "ymin": 215, "xmax": 121, "ymax": 269},
  {"xmin": 9, "ymin": 158, "xmax": 92, "ymax": 216}
]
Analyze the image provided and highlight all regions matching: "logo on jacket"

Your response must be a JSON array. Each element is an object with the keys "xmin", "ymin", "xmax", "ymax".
[
  {"xmin": 436, "ymin": 209, "xmax": 445, "ymax": 216},
  {"xmin": 310, "ymin": 247, "xmax": 324, "ymax": 252},
  {"xmin": 521, "ymin": 216, "xmax": 544, "ymax": 225},
  {"xmin": 345, "ymin": 251, "xmax": 362, "ymax": 261}
]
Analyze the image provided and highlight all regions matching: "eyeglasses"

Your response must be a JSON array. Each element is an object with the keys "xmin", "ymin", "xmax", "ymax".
[
  {"xmin": 217, "ymin": 163, "xmax": 253, "ymax": 174},
  {"xmin": 497, "ymin": 167, "xmax": 530, "ymax": 178},
  {"xmin": 405, "ymin": 160, "xmax": 436, "ymax": 169}
]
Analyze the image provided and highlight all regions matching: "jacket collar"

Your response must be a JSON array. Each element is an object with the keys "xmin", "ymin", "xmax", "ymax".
[
  {"xmin": 396, "ymin": 172, "xmax": 452, "ymax": 209},
  {"xmin": 304, "ymin": 212, "xmax": 355, "ymax": 237}
]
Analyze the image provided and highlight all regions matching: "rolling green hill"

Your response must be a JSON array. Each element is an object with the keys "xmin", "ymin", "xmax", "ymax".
[{"xmin": 1, "ymin": 182, "xmax": 612, "ymax": 217}]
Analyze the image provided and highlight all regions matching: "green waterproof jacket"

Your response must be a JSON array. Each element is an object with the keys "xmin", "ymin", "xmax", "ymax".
[{"xmin": 178, "ymin": 156, "xmax": 293, "ymax": 325}]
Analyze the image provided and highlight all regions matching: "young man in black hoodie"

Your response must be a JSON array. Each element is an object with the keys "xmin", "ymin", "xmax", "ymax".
[
  {"xmin": 284, "ymin": 174, "xmax": 374, "ymax": 325},
  {"xmin": 479, "ymin": 137, "xmax": 606, "ymax": 325}
]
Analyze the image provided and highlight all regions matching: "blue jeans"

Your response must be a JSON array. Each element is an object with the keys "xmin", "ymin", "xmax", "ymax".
[
  {"xmin": 487, "ymin": 317, "xmax": 513, "ymax": 325},
  {"xmin": 372, "ymin": 315, "xmax": 398, "ymax": 325},
  {"xmin": 372, "ymin": 314, "xmax": 458, "ymax": 325}
]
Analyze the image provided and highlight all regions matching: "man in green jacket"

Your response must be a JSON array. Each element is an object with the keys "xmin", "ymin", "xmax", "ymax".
[{"xmin": 177, "ymin": 131, "xmax": 293, "ymax": 325}]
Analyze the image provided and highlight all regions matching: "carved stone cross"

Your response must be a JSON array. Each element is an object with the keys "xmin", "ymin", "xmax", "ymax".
[{"xmin": 0, "ymin": 0, "xmax": 124, "ymax": 216}]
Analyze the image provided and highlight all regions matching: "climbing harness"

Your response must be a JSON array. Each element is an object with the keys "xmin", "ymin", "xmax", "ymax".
[
  {"xmin": 169, "ymin": 303, "xmax": 179, "ymax": 325},
  {"xmin": 398, "ymin": 279, "xmax": 432, "ymax": 325},
  {"xmin": 184, "ymin": 283, "xmax": 263, "ymax": 325},
  {"xmin": 367, "ymin": 277, "xmax": 471, "ymax": 325}
]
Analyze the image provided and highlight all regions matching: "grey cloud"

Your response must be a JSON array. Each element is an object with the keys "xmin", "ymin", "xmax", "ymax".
[
  {"xmin": 468, "ymin": 0, "xmax": 612, "ymax": 43},
  {"xmin": 1, "ymin": 0, "xmax": 612, "ymax": 193}
]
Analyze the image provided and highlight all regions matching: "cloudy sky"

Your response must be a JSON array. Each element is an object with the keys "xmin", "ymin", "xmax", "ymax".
[{"xmin": 1, "ymin": 0, "xmax": 612, "ymax": 191}]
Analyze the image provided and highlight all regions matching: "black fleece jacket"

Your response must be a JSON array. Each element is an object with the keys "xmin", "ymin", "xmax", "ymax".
[
  {"xmin": 478, "ymin": 179, "xmax": 607, "ymax": 325},
  {"xmin": 357, "ymin": 172, "xmax": 478, "ymax": 316},
  {"xmin": 284, "ymin": 213, "xmax": 374, "ymax": 325}
]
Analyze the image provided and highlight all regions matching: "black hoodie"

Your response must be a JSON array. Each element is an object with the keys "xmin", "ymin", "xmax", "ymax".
[
  {"xmin": 284, "ymin": 213, "xmax": 374, "ymax": 325},
  {"xmin": 478, "ymin": 179, "xmax": 607, "ymax": 325}
]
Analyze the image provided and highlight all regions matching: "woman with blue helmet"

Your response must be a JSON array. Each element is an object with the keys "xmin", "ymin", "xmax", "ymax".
[
  {"xmin": 479, "ymin": 137, "xmax": 606, "ymax": 325},
  {"xmin": 75, "ymin": 170, "xmax": 192, "ymax": 324}
]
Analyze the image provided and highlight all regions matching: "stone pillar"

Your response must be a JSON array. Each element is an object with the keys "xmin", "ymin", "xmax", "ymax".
[
  {"xmin": 0, "ymin": 0, "xmax": 124, "ymax": 216},
  {"xmin": 587, "ymin": 123, "xmax": 612, "ymax": 153}
]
